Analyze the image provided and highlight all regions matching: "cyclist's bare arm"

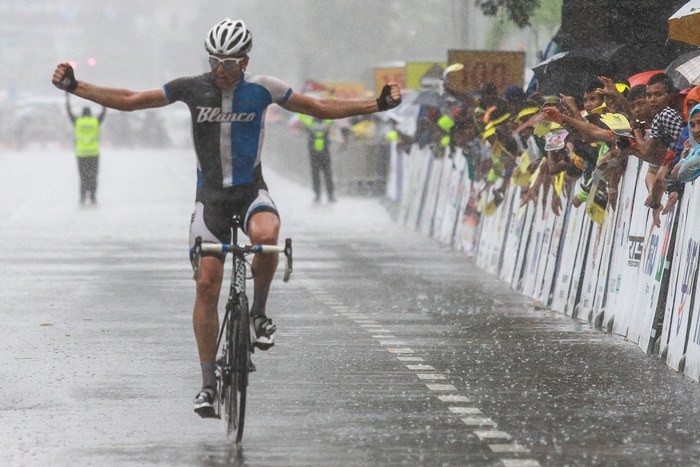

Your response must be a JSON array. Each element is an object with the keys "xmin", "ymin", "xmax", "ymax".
[
  {"xmin": 281, "ymin": 82, "xmax": 401, "ymax": 119},
  {"xmin": 52, "ymin": 62, "xmax": 169, "ymax": 111}
]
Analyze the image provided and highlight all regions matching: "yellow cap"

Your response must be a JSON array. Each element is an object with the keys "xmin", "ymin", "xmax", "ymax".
[
  {"xmin": 616, "ymin": 82, "xmax": 630, "ymax": 94},
  {"xmin": 481, "ymin": 125, "xmax": 496, "ymax": 141},
  {"xmin": 515, "ymin": 107, "xmax": 539, "ymax": 123}
]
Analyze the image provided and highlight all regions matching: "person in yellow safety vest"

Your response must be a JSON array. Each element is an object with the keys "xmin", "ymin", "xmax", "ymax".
[
  {"xmin": 297, "ymin": 113, "xmax": 336, "ymax": 202},
  {"xmin": 437, "ymin": 114, "xmax": 454, "ymax": 149},
  {"xmin": 66, "ymin": 92, "xmax": 106, "ymax": 205}
]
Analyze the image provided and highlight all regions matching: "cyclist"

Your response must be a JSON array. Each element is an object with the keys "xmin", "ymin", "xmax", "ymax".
[{"xmin": 51, "ymin": 18, "xmax": 401, "ymax": 418}]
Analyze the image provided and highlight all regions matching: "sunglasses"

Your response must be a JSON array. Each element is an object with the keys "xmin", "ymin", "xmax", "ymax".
[{"xmin": 208, "ymin": 55, "xmax": 244, "ymax": 70}]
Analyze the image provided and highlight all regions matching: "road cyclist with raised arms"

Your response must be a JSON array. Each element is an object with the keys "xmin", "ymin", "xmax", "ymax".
[{"xmin": 51, "ymin": 18, "xmax": 402, "ymax": 418}]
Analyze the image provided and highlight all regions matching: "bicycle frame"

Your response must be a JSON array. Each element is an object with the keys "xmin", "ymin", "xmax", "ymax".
[{"xmin": 191, "ymin": 215, "xmax": 292, "ymax": 443}]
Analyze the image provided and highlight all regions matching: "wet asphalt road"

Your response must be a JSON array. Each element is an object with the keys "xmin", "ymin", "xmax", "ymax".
[{"xmin": 3, "ymin": 145, "xmax": 700, "ymax": 467}]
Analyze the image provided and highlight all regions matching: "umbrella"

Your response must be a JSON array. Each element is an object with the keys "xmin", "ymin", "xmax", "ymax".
[
  {"xmin": 665, "ymin": 50, "xmax": 700, "ymax": 90},
  {"xmin": 531, "ymin": 43, "xmax": 625, "ymax": 96},
  {"xmin": 668, "ymin": 0, "xmax": 700, "ymax": 47},
  {"xmin": 627, "ymin": 69, "xmax": 665, "ymax": 87}
]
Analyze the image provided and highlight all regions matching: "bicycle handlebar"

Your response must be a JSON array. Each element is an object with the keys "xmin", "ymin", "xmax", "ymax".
[{"xmin": 192, "ymin": 237, "xmax": 293, "ymax": 282}]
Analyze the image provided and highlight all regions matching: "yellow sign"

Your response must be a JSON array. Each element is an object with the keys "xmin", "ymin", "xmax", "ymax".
[
  {"xmin": 374, "ymin": 67, "xmax": 406, "ymax": 95},
  {"xmin": 405, "ymin": 62, "xmax": 447, "ymax": 90},
  {"xmin": 445, "ymin": 50, "xmax": 525, "ymax": 94}
]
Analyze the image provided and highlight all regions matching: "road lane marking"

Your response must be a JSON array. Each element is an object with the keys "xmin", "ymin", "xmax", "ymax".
[
  {"xmin": 474, "ymin": 430, "xmax": 512, "ymax": 441},
  {"xmin": 438, "ymin": 395, "xmax": 470, "ymax": 402},
  {"xmin": 488, "ymin": 443, "xmax": 530, "ymax": 453},
  {"xmin": 416, "ymin": 373, "xmax": 446, "ymax": 380},
  {"xmin": 425, "ymin": 383, "xmax": 457, "ymax": 391},
  {"xmin": 406, "ymin": 364, "xmax": 434, "ymax": 370},
  {"xmin": 448, "ymin": 407, "xmax": 481, "ymax": 414},
  {"xmin": 461, "ymin": 417, "xmax": 497, "ymax": 427},
  {"xmin": 305, "ymin": 285, "xmax": 538, "ymax": 467},
  {"xmin": 500, "ymin": 460, "xmax": 541, "ymax": 467}
]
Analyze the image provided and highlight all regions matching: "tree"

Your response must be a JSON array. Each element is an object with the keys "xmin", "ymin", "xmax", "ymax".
[{"xmin": 475, "ymin": 0, "xmax": 542, "ymax": 28}]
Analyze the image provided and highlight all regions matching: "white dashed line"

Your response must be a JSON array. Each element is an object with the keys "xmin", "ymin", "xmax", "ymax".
[
  {"xmin": 461, "ymin": 417, "xmax": 497, "ymax": 427},
  {"xmin": 406, "ymin": 364, "xmax": 434, "ymax": 370},
  {"xmin": 307, "ymin": 286, "xmax": 537, "ymax": 467},
  {"xmin": 448, "ymin": 407, "xmax": 481, "ymax": 414},
  {"xmin": 425, "ymin": 383, "xmax": 457, "ymax": 391},
  {"xmin": 473, "ymin": 430, "xmax": 512, "ymax": 441},
  {"xmin": 488, "ymin": 443, "xmax": 530, "ymax": 453},
  {"xmin": 438, "ymin": 394, "xmax": 470, "ymax": 402},
  {"xmin": 416, "ymin": 373, "xmax": 446, "ymax": 380},
  {"xmin": 500, "ymin": 460, "xmax": 541, "ymax": 467}
]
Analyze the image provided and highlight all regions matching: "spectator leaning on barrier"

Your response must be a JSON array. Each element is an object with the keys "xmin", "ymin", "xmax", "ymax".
[
  {"xmin": 672, "ymin": 102, "xmax": 700, "ymax": 184},
  {"xmin": 641, "ymin": 73, "xmax": 684, "ymax": 214},
  {"xmin": 659, "ymin": 85, "xmax": 700, "ymax": 214}
]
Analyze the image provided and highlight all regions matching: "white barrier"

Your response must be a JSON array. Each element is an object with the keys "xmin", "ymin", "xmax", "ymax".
[{"xmin": 386, "ymin": 144, "xmax": 700, "ymax": 381}]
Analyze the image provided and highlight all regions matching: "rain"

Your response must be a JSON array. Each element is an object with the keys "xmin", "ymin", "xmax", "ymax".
[{"xmin": 4, "ymin": 1, "xmax": 700, "ymax": 466}]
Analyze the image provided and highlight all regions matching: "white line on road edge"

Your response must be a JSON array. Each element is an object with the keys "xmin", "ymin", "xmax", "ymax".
[{"xmin": 305, "ymin": 284, "xmax": 540, "ymax": 466}]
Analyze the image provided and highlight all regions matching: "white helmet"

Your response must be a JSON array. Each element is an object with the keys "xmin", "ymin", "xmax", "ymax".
[{"xmin": 205, "ymin": 19, "xmax": 253, "ymax": 56}]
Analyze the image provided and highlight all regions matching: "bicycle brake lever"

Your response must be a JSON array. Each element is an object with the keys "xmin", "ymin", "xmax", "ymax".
[
  {"xmin": 192, "ymin": 236, "xmax": 202, "ymax": 281},
  {"xmin": 283, "ymin": 238, "xmax": 293, "ymax": 282}
]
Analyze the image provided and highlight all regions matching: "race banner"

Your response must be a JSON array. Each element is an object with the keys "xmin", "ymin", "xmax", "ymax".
[
  {"xmin": 445, "ymin": 50, "xmax": 525, "ymax": 94},
  {"xmin": 374, "ymin": 66, "xmax": 406, "ymax": 95},
  {"xmin": 438, "ymin": 155, "xmax": 469, "ymax": 245}
]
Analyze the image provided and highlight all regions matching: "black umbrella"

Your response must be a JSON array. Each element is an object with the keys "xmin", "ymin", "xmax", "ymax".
[
  {"xmin": 665, "ymin": 49, "xmax": 700, "ymax": 90},
  {"xmin": 532, "ymin": 42, "xmax": 624, "ymax": 96}
]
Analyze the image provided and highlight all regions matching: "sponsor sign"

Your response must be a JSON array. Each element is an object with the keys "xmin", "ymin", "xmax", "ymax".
[{"xmin": 445, "ymin": 50, "xmax": 525, "ymax": 94}]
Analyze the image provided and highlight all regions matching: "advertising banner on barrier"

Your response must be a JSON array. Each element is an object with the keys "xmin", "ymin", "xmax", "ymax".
[
  {"xmin": 604, "ymin": 159, "xmax": 643, "ymax": 335},
  {"xmin": 405, "ymin": 147, "xmax": 433, "ymax": 229},
  {"xmin": 531, "ymin": 190, "xmax": 559, "ymax": 304},
  {"xmin": 510, "ymin": 203, "xmax": 534, "ymax": 291},
  {"xmin": 431, "ymin": 155, "xmax": 457, "ymax": 239},
  {"xmin": 539, "ymin": 197, "xmax": 568, "ymax": 307},
  {"xmin": 385, "ymin": 141, "xmax": 401, "ymax": 203},
  {"xmin": 682, "ymin": 182, "xmax": 700, "ymax": 381},
  {"xmin": 457, "ymin": 185, "xmax": 481, "ymax": 256},
  {"xmin": 661, "ymin": 187, "xmax": 697, "ymax": 370},
  {"xmin": 438, "ymin": 156, "xmax": 468, "ymax": 245},
  {"xmin": 576, "ymin": 219, "xmax": 606, "ymax": 323},
  {"xmin": 634, "ymin": 191, "xmax": 676, "ymax": 353},
  {"xmin": 521, "ymin": 187, "xmax": 547, "ymax": 298},
  {"xmin": 591, "ymin": 208, "xmax": 619, "ymax": 325},
  {"xmin": 566, "ymin": 218, "xmax": 593, "ymax": 319},
  {"xmin": 499, "ymin": 187, "xmax": 526, "ymax": 284},
  {"xmin": 419, "ymin": 155, "xmax": 446, "ymax": 236},
  {"xmin": 398, "ymin": 145, "xmax": 422, "ymax": 225},
  {"xmin": 550, "ymin": 204, "xmax": 587, "ymax": 315}
]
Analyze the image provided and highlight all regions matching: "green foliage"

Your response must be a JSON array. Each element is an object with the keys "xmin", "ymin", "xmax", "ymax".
[{"xmin": 475, "ymin": 0, "xmax": 542, "ymax": 28}]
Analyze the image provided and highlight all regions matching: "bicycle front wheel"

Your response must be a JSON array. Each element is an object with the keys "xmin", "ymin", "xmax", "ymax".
[{"xmin": 226, "ymin": 295, "xmax": 251, "ymax": 443}]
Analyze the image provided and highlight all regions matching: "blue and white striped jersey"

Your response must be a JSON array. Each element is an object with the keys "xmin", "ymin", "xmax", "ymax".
[{"xmin": 163, "ymin": 72, "xmax": 292, "ymax": 188}]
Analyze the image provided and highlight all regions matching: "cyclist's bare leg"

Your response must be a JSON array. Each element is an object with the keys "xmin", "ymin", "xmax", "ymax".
[
  {"xmin": 193, "ymin": 256, "xmax": 224, "ymax": 365},
  {"xmin": 247, "ymin": 211, "xmax": 280, "ymax": 318}
]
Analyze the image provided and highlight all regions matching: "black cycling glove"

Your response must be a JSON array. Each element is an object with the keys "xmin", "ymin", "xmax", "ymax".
[
  {"xmin": 376, "ymin": 84, "xmax": 401, "ymax": 111},
  {"xmin": 58, "ymin": 65, "xmax": 78, "ymax": 92}
]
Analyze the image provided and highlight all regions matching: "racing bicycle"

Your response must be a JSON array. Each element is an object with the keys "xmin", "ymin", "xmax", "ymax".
[{"xmin": 191, "ymin": 215, "xmax": 293, "ymax": 444}]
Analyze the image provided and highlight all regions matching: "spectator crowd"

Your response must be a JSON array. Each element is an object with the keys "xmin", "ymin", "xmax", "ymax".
[{"xmin": 392, "ymin": 67, "xmax": 700, "ymax": 231}]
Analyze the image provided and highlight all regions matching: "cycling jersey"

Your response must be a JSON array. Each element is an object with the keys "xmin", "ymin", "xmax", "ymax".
[{"xmin": 163, "ymin": 72, "xmax": 292, "ymax": 189}]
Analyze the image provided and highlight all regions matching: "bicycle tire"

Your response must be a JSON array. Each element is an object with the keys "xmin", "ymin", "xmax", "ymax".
[{"xmin": 227, "ymin": 294, "xmax": 251, "ymax": 443}]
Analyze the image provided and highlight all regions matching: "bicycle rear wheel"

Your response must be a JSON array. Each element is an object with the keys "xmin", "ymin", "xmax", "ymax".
[{"xmin": 225, "ymin": 295, "xmax": 251, "ymax": 443}]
